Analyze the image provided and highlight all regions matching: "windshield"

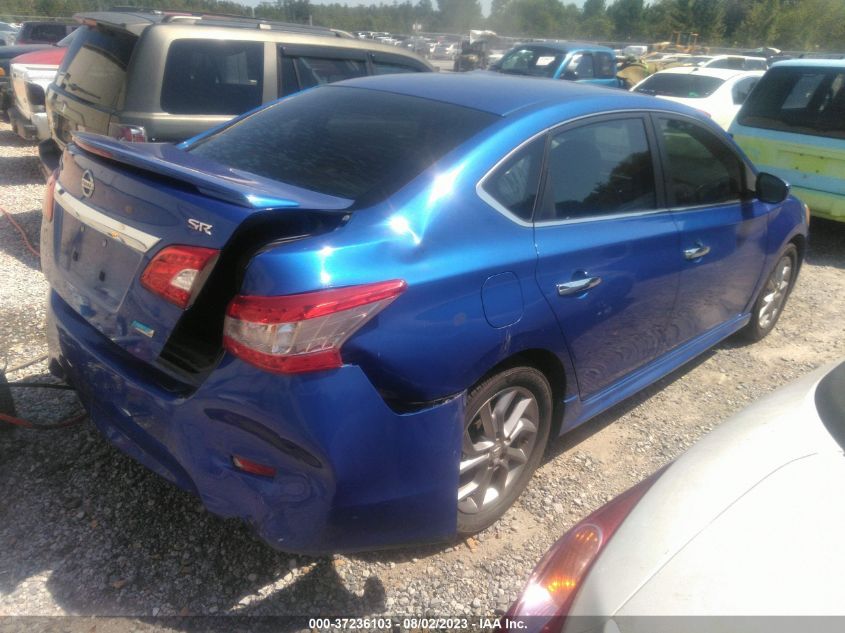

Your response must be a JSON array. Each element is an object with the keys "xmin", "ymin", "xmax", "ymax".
[
  {"xmin": 187, "ymin": 86, "xmax": 498, "ymax": 202},
  {"xmin": 737, "ymin": 66, "xmax": 845, "ymax": 140},
  {"xmin": 493, "ymin": 46, "xmax": 566, "ymax": 78},
  {"xmin": 635, "ymin": 73, "xmax": 724, "ymax": 98}
]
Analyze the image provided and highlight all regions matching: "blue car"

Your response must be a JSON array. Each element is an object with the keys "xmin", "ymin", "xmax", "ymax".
[
  {"xmin": 490, "ymin": 42, "xmax": 622, "ymax": 88},
  {"xmin": 41, "ymin": 73, "xmax": 808, "ymax": 553}
]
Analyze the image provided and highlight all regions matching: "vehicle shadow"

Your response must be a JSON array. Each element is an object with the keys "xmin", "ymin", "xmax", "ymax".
[
  {"xmin": 806, "ymin": 218, "xmax": 845, "ymax": 269},
  {"xmin": 0, "ymin": 155, "xmax": 42, "ymax": 184},
  {"xmin": 0, "ymin": 126, "xmax": 38, "ymax": 150},
  {"xmin": 0, "ymin": 208, "xmax": 41, "ymax": 270},
  {"xmin": 0, "ymin": 374, "xmax": 387, "ymax": 620}
]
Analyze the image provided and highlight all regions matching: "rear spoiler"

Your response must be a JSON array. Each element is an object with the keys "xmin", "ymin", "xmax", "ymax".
[{"xmin": 70, "ymin": 132, "xmax": 354, "ymax": 212}]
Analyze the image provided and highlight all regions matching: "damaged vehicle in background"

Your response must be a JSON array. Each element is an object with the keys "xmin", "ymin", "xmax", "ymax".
[
  {"xmin": 41, "ymin": 73, "xmax": 807, "ymax": 553},
  {"xmin": 508, "ymin": 359, "xmax": 845, "ymax": 632}
]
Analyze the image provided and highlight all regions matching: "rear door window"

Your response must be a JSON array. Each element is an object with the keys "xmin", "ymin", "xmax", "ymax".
[
  {"xmin": 540, "ymin": 117, "xmax": 657, "ymax": 221},
  {"xmin": 280, "ymin": 46, "xmax": 367, "ymax": 91},
  {"xmin": 738, "ymin": 67, "xmax": 845, "ymax": 139},
  {"xmin": 26, "ymin": 23, "xmax": 69, "ymax": 42},
  {"xmin": 57, "ymin": 24, "xmax": 137, "ymax": 108},
  {"xmin": 161, "ymin": 40, "xmax": 263, "ymax": 115}
]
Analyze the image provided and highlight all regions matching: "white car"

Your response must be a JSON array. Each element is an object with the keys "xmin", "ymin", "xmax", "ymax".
[
  {"xmin": 509, "ymin": 359, "xmax": 845, "ymax": 630},
  {"xmin": 632, "ymin": 66, "xmax": 764, "ymax": 130},
  {"xmin": 700, "ymin": 54, "xmax": 768, "ymax": 71}
]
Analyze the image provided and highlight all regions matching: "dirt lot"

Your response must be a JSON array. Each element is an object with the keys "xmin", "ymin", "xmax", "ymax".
[{"xmin": 1, "ymin": 120, "xmax": 844, "ymax": 628}]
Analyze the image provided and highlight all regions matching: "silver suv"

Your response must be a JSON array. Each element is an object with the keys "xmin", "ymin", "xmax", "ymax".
[{"xmin": 41, "ymin": 10, "xmax": 432, "ymax": 173}]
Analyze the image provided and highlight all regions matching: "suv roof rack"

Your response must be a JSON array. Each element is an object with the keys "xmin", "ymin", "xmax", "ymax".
[{"xmin": 101, "ymin": 6, "xmax": 343, "ymax": 37}]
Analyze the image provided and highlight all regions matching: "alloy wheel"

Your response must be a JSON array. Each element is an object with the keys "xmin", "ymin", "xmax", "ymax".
[
  {"xmin": 458, "ymin": 386, "xmax": 540, "ymax": 514},
  {"xmin": 758, "ymin": 254, "xmax": 793, "ymax": 330}
]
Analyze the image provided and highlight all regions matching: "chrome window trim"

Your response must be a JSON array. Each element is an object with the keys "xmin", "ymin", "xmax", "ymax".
[{"xmin": 55, "ymin": 185, "xmax": 161, "ymax": 253}]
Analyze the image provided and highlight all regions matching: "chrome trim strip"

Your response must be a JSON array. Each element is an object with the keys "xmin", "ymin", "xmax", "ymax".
[{"xmin": 54, "ymin": 185, "xmax": 160, "ymax": 253}]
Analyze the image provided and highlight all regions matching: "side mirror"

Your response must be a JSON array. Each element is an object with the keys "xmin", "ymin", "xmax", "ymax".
[
  {"xmin": 756, "ymin": 172, "xmax": 789, "ymax": 204},
  {"xmin": 563, "ymin": 69, "xmax": 578, "ymax": 81}
]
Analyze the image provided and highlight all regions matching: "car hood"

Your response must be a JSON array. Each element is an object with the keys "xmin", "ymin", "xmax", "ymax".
[
  {"xmin": 0, "ymin": 44, "xmax": 52, "ymax": 60},
  {"xmin": 566, "ymin": 361, "xmax": 845, "ymax": 625},
  {"xmin": 10, "ymin": 46, "xmax": 65, "ymax": 65}
]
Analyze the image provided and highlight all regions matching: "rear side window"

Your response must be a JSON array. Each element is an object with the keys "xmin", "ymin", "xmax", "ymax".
[
  {"xmin": 482, "ymin": 136, "xmax": 545, "ymax": 221},
  {"xmin": 24, "ymin": 23, "xmax": 69, "ymax": 42},
  {"xmin": 738, "ymin": 67, "xmax": 845, "ymax": 139},
  {"xmin": 635, "ymin": 73, "xmax": 724, "ymax": 98},
  {"xmin": 540, "ymin": 117, "xmax": 656, "ymax": 221},
  {"xmin": 188, "ymin": 86, "xmax": 497, "ymax": 201},
  {"xmin": 57, "ymin": 25, "xmax": 137, "ymax": 108},
  {"xmin": 162, "ymin": 40, "xmax": 263, "ymax": 115},
  {"xmin": 657, "ymin": 117, "xmax": 744, "ymax": 206}
]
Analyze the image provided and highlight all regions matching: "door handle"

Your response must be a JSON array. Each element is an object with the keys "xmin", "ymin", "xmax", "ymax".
[
  {"xmin": 684, "ymin": 243, "xmax": 711, "ymax": 260},
  {"xmin": 557, "ymin": 276, "xmax": 602, "ymax": 296}
]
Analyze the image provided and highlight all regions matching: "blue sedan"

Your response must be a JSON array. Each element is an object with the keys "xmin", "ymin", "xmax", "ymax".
[{"xmin": 40, "ymin": 73, "xmax": 808, "ymax": 552}]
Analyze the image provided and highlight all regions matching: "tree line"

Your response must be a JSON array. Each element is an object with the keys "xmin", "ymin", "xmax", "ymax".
[{"xmin": 2, "ymin": 0, "xmax": 844, "ymax": 51}]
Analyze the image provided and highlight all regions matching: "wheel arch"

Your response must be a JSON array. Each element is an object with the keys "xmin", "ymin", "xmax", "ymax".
[{"xmin": 473, "ymin": 348, "xmax": 569, "ymax": 440}]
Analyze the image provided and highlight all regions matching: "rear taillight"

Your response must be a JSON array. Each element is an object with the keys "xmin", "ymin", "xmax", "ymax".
[
  {"xmin": 140, "ymin": 245, "xmax": 219, "ymax": 309},
  {"xmin": 223, "ymin": 280, "xmax": 407, "ymax": 374},
  {"xmin": 507, "ymin": 467, "xmax": 667, "ymax": 631},
  {"xmin": 114, "ymin": 124, "xmax": 147, "ymax": 143},
  {"xmin": 42, "ymin": 171, "xmax": 57, "ymax": 222}
]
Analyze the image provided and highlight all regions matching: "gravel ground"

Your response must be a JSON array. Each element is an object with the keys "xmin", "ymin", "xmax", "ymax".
[{"xmin": 1, "ymin": 120, "xmax": 844, "ymax": 630}]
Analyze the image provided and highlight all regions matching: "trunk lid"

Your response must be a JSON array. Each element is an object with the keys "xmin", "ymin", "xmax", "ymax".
[{"xmin": 44, "ymin": 134, "xmax": 352, "ymax": 373}]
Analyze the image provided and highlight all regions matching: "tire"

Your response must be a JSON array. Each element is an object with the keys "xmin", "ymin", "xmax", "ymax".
[
  {"xmin": 457, "ymin": 366, "xmax": 552, "ymax": 535},
  {"xmin": 742, "ymin": 244, "xmax": 798, "ymax": 342}
]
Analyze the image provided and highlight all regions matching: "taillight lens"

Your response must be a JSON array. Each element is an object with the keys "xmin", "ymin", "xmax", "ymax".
[
  {"xmin": 507, "ymin": 467, "xmax": 667, "ymax": 631},
  {"xmin": 140, "ymin": 245, "xmax": 219, "ymax": 309},
  {"xmin": 114, "ymin": 124, "xmax": 147, "ymax": 143},
  {"xmin": 42, "ymin": 171, "xmax": 57, "ymax": 222},
  {"xmin": 223, "ymin": 279, "xmax": 407, "ymax": 374}
]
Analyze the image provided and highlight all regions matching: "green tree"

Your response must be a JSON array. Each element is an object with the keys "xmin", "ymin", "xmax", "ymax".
[
  {"xmin": 608, "ymin": 0, "xmax": 645, "ymax": 40},
  {"xmin": 436, "ymin": 0, "xmax": 483, "ymax": 30}
]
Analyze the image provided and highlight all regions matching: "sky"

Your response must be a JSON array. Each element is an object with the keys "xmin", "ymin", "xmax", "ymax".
[{"xmin": 246, "ymin": 0, "xmax": 588, "ymax": 19}]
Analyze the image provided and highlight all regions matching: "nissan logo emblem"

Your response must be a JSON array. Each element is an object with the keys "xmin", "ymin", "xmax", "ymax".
[{"xmin": 81, "ymin": 170, "xmax": 95, "ymax": 198}]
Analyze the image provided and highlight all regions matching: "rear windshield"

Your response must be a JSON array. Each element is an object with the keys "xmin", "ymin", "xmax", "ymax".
[
  {"xmin": 494, "ymin": 46, "xmax": 566, "ymax": 78},
  {"xmin": 57, "ymin": 24, "xmax": 137, "ymax": 108},
  {"xmin": 21, "ymin": 23, "xmax": 70, "ymax": 43},
  {"xmin": 635, "ymin": 73, "xmax": 724, "ymax": 98},
  {"xmin": 187, "ymin": 86, "xmax": 498, "ymax": 201},
  {"xmin": 737, "ymin": 66, "xmax": 845, "ymax": 140},
  {"xmin": 162, "ymin": 40, "xmax": 264, "ymax": 115}
]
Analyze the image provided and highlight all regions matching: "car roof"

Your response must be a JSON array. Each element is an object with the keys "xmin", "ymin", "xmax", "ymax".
[
  {"xmin": 511, "ymin": 41, "xmax": 614, "ymax": 54},
  {"xmin": 771, "ymin": 58, "xmax": 845, "ymax": 69},
  {"xmin": 648, "ymin": 66, "xmax": 758, "ymax": 80},
  {"xmin": 333, "ymin": 72, "xmax": 672, "ymax": 117}
]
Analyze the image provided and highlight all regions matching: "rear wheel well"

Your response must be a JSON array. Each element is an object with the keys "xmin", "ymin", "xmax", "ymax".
[{"xmin": 477, "ymin": 349, "xmax": 568, "ymax": 440}]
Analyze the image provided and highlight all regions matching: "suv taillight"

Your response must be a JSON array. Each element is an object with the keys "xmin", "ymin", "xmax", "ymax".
[
  {"xmin": 223, "ymin": 280, "xmax": 407, "ymax": 374},
  {"xmin": 140, "ymin": 245, "xmax": 219, "ymax": 309},
  {"xmin": 114, "ymin": 124, "xmax": 147, "ymax": 143}
]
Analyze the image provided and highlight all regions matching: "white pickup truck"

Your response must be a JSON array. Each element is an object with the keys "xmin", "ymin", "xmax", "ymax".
[{"xmin": 8, "ymin": 46, "xmax": 66, "ymax": 141}]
